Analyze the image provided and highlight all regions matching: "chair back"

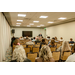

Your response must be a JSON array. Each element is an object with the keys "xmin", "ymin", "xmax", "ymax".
[
  {"xmin": 50, "ymin": 47, "xmax": 56, "ymax": 52},
  {"xmin": 35, "ymin": 44, "xmax": 40, "ymax": 47},
  {"xmin": 57, "ymin": 44, "xmax": 61, "ymax": 48},
  {"xmin": 22, "ymin": 45, "xmax": 26, "ymax": 48},
  {"xmin": 52, "ymin": 51, "xmax": 60, "ymax": 61},
  {"xmin": 62, "ymin": 51, "xmax": 71, "ymax": 60},
  {"xmin": 28, "ymin": 53, "xmax": 37, "ymax": 62},
  {"xmin": 32, "ymin": 47, "xmax": 39, "ymax": 53},
  {"xmin": 28, "ymin": 45, "xmax": 33, "ymax": 50},
  {"xmin": 24, "ymin": 48, "xmax": 30, "ymax": 55}
]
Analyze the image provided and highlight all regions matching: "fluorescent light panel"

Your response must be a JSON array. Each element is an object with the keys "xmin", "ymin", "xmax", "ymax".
[
  {"xmin": 29, "ymin": 23, "xmax": 34, "ymax": 25},
  {"xmin": 16, "ymin": 23, "xmax": 21, "ymax": 24},
  {"xmin": 58, "ymin": 17, "xmax": 66, "ymax": 20},
  {"xmin": 48, "ymin": 21, "xmax": 54, "ymax": 23},
  {"xmin": 18, "ymin": 14, "xmax": 26, "ymax": 17},
  {"xmin": 33, "ymin": 21, "xmax": 39, "ymax": 23},
  {"xmin": 39, "ymin": 16, "xmax": 48, "ymax": 18},
  {"xmin": 17, "ymin": 20, "xmax": 23, "ymax": 22}
]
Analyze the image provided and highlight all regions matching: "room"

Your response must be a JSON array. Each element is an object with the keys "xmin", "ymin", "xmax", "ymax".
[{"xmin": 0, "ymin": 12, "xmax": 75, "ymax": 62}]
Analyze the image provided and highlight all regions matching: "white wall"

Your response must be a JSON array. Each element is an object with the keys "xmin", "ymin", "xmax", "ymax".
[
  {"xmin": 46, "ymin": 22, "xmax": 75, "ymax": 41},
  {"xmin": 11, "ymin": 27, "xmax": 46, "ymax": 38}
]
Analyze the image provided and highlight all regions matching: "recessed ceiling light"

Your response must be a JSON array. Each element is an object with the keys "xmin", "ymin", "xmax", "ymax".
[
  {"xmin": 39, "ymin": 16, "xmax": 48, "ymax": 18},
  {"xmin": 58, "ymin": 17, "xmax": 66, "ymax": 20},
  {"xmin": 16, "ymin": 25, "xmax": 20, "ymax": 26},
  {"xmin": 29, "ymin": 23, "xmax": 34, "ymax": 25},
  {"xmin": 16, "ymin": 23, "xmax": 21, "ymax": 24},
  {"xmin": 48, "ymin": 21, "xmax": 54, "ymax": 23},
  {"xmin": 37, "ymin": 26, "xmax": 41, "ymax": 27},
  {"xmin": 18, "ymin": 14, "xmax": 26, "ymax": 17},
  {"xmin": 40, "ymin": 24, "xmax": 44, "ymax": 26},
  {"xmin": 33, "ymin": 21, "xmax": 39, "ymax": 23},
  {"xmin": 17, "ymin": 20, "xmax": 23, "ymax": 22}
]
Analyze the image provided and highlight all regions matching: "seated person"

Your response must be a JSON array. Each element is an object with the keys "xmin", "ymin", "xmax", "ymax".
[
  {"xmin": 32, "ymin": 37, "xmax": 36, "ymax": 42},
  {"xmin": 26, "ymin": 38, "xmax": 34, "ymax": 45},
  {"xmin": 13, "ymin": 39, "xmax": 20, "ymax": 45},
  {"xmin": 11, "ymin": 45, "xmax": 31, "ymax": 62},
  {"xmin": 66, "ymin": 43, "xmax": 75, "ymax": 62},
  {"xmin": 55, "ymin": 36, "xmax": 59, "ymax": 42},
  {"xmin": 69, "ymin": 38, "xmax": 74, "ymax": 44},
  {"xmin": 49, "ymin": 39, "xmax": 56, "ymax": 47},
  {"xmin": 20, "ymin": 36, "xmax": 24, "ymax": 40},
  {"xmin": 59, "ymin": 37, "xmax": 63, "ymax": 42},
  {"xmin": 40, "ymin": 39, "xmax": 46, "ymax": 49},
  {"xmin": 47, "ymin": 36, "xmax": 50, "ymax": 40},
  {"xmin": 56, "ymin": 41, "xmax": 71, "ymax": 59},
  {"xmin": 35, "ymin": 45, "xmax": 55, "ymax": 62},
  {"xmin": 26, "ymin": 36, "xmax": 29, "ymax": 39}
]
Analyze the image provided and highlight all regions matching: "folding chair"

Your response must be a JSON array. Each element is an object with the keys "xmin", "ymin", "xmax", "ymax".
[
  {"xmin": 24, "ymin": 47, "xmax": 30, "ymax": 56},
  {"xmin": 28, "ymin": 45, "xmax": 33, "ymax": 51},
  {"xmin": 50, "ymin": 47, "xmax": 56, "ymax": 52},
  {"xmin": 52, "ymin": 51, "xmax": 60, "ymax": 61},
  {"xmin": 61, "ymin": 51, "xmax": 71, "ymax": 61},
  {"xmin": 27, "ymin": 53, "xmax": 37, "ymax": 62}
]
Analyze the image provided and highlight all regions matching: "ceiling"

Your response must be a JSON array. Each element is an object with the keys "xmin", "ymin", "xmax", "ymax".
[{"xmin": 3, "ymin": 12, "xmax": 75, "ymax": 28}]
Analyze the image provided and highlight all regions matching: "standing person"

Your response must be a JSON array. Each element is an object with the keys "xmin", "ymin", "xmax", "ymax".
[
  {"xmin": 11, "ymin": 45, "xmax": 31, "ymax": 62},
  {"xmin": 35, "ymin": 45, "xmax": 55, "ymax": 62},
  {"xmin": 11, "ymin": 36, "xmax": 16, "ymax": 47},
  {"xmin": 38, "ymin": 33, "xmax": 42, "ymax": 37},
  {"xmin": 60, "ymin": 37, "xmax": 63, "ymax": 42}
]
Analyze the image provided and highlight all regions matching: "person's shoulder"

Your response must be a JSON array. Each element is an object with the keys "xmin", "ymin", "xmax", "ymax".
[{"xmin": 24, "ymin": 58, "xmax": 31, "ymax": 62}]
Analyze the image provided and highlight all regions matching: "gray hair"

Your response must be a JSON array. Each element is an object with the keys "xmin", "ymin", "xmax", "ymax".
[
  {"xmin": 39, "ymin": 45, "xmax": 52, "ymax": 61},
  {"xmin": 12, "ymin": 45, "xmax": 26, "ymax": 62}
]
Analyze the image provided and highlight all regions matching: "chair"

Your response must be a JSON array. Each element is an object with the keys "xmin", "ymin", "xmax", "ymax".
[
  {"xmin": 24, "ymin": 48, "xmax": 30, "ymax": 55},
  {"xmin": 61, "ymin": 51, "xmax": 71, "ymax": 61},
  {"xmin": 32, "ymin": 47, "xmax": 39, "ymax": 53},
  {"xmin": 27, "ymin": 53, "xmax": 37, "ymax": 62},
  {"xmin": 37, "ymin": 43, "xmax": 40, "ymax": 45},
  {"xmin": 28, "ymin": 45, "xmax": 33, "ymax": 51},
  {"xmin": 22, "ymin": 45, "xmax": 26, "ymax": 48},
  {"xmin": 13, "ymin": 45, "xmax": 16, "ymax": 47},
  {"xmin": 50, "ymin": 47, "xmax": 56, "ymax": 52},
  {"xmin": 57, "ymin": 44, "xmax": 61, "ymax": 48},
  {"xmin": 35, "ymin": 44, "xmax": 40, "ymax": 47},
  {"xmin": 52, "ymin": 51, "xmax": 60, "ymax": 61},
  {"xmin": 42, "ymin": 44, "xmax": 46, "ymax": 47}
]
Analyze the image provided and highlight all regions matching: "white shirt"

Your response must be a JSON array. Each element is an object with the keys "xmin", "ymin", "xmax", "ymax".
[{"xmin": 65, "ymin": 53, "xmax": 75, "ymax": 62}]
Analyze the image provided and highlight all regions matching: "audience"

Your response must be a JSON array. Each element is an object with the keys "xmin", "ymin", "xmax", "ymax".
[
  {"xmin": 11, "ymin": 45, "xmax": 31, "ymax": 62},
  {"xmin": 26, "ymin": 36, "xmax": 29, "ymax": 39},
  {"xmin": 35, "ymin": 45, "xmax": 55, "ymax": 62},
  {"xmin": 55, "ymin": 36, "xmax": 59, "ymax": 42},
  {"xmin": 40, "ymin": 39, "xmax": 46, "ymax": 49},
  {"xmin": 69, "ymin": 38, "xmax": 74, "ymax": 44},
  {"xmin": 49, "ymin": 39, "xmax": 56, "ymax": 47},
  {"xmin": 56, "ymin": 41, "xmax": 71, "ymax": 59},
  {"xmin": 32, "ymin": 37, "xmax": 36, "ymax": 42},
  {"xmin": 26, "ymin": 38, "xmax": 34, "ymax": 45}
]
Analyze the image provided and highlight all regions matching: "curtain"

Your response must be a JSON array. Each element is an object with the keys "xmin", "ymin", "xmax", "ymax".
[{"xmin": 0, "ymin": 12, "xmax": 11, "ymax": 62}]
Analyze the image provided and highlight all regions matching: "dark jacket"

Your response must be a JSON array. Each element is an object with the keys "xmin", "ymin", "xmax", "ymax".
[
  {"xmin": 40, "ymin": 42, "xmax": 46, "ymax": 49},
  {"xmin": 10, "ymin": 58, "xmax": 31, "ymax": 62}
]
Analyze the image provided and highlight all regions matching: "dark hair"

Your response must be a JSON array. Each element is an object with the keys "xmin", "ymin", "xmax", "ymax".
[
  {"xmin": 42, "ymin": 39, "xmax": 45, "ymax": 42},
  {"xmin": 33, "ymin": 37, "xmax": 35, "ymax": 39}
]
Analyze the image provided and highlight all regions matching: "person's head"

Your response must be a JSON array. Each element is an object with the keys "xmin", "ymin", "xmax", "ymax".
[
  {"xmin": 70, "ymin": 38, "xmax": 73, "ymax": 41},
  {"xmin": 47, "ymin": 36, "xmax": 50, "ymax": 39},
  {"xmin": 52, "ymin": 37, "xmax": 55, "ymax": 40},
  {"xmin": 12, "ymin": 45, "xmax": 26, "ymax": 62},
  {"xmin": 26, "ymin": 36, "xmax": 28, "ymax": 38},
  {"xmin": 55, "ymin": 37, "xmax": 57, "ymax": 40},
  {"xmin": 33, "ymin": 37, "xmax": 35, "ymax": 39},
  {"xmin": 51, "ymin": 39, "xmax": 55, "ymax": 46},
  {"xmin": 39, "ymin": 45, "xmax": 52, "ymax": 61},
  {"xmin": 60, "ymin": 37, "xmax": 63, "ymax": 39},
  {"xmin": 42, "ymin": 39, "xmax": 45, "ymax": 43},
  {"xmin": 13, "ymin": 39, "xmax": 20, "ymax": 45},
  {"xmin": 62, "ymin": 41, "xmax": 71, "ymax": 51}
]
